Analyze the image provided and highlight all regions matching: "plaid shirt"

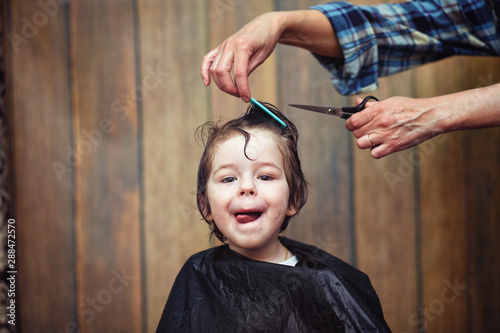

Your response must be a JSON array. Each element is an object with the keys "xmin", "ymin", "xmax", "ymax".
[{"xmin": 310, "ymin": 0, "xmax": 500, "ymax": 95}]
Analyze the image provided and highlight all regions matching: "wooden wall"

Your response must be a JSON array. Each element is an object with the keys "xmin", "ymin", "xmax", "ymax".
[{"xmin": 4, "ymin": 0, "xmax": 499, "ymax": 332}]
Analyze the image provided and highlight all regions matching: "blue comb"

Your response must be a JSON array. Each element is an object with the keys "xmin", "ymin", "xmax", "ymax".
[{"xmin": 250, "ymin": 97, "xmax": 287, "ymax": 128}]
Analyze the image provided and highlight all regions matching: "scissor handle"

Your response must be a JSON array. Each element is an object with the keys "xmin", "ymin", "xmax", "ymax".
[{"xmin": 341, "ymin": 95, "xmax": 379, "ymax": 119}]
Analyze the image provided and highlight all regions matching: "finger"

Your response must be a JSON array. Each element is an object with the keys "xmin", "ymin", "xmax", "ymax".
[
  {"xmin": 233, "ymin": 53, "xmax": 251, "ymax": 102},
  {"xmin": 346, "ymin": 107, "xmax": 374, "ymax": 132},
  {"xmin": 356, "ymin": 132, "xmax": 380, "ymax": 150},
  {"xmin": 345, "ymin": 98, "xmax": 364, "ymax": 131},
  {"xmin": 370, "ymin": 143, "xmax": 391, "ymax": 159},
  {"xmin": 201, "ymin": 48, "xmax": 219, "ymax": 86},
  {"xmin": 209, "ymin": 50, "xmax": 241, "ymax": 97},
  {"xmin": 345, "ymin": 97, "xmax": 372, "ymax": 131}
]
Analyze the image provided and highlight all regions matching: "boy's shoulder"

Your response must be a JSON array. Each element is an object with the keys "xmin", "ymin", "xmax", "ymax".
[
  {"xmin": 179, "ymin": 243, "xmax": 231, "ymax": 271},
  {"xmin": 281, "ymin": 237, "xmax": 370, "ymax": 281}
]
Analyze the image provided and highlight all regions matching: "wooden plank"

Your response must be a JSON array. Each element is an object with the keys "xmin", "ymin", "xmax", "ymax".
[
  {"xmin": 352, "ymin": 69, "xmax": 418, "ymax": 332},
  {"xmin": 138, "ymin": 0, "xmax": 212, "ymax": 330},
  {"xmin": 415, "ymin": 57, "xmax": 468, "ymax": 333},
  {"xmin": 275, "ymin": 0, "xmax": 353, "ymax": 264},
  {"xmin": 6, "ymin": 0, "xmax": 77, "ymax": 331},
  {"xmin": 69, "ymin": 1, "xmax": 142, "ymax": 332},
  {"xmin": 460, "ymin": 57, "xmax": 500, "ymax": 332},
  {"xmin": 463, "ymin": 127, "xmax": 500, "ymax": 332},
  {"xmin": 207, "ymin": 0, "xmax": 241, "ymax": 121}
]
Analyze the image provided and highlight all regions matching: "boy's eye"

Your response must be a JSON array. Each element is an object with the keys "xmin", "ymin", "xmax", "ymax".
[
  {"xmin": 222, "ymin": 177, "xmax": 236, "ymax": 183},
  {"xmin": 258, "ymin": 175, "xmax": 273, "ymax": 181}
]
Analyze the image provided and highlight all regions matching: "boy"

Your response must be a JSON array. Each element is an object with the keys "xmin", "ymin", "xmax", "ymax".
[{"xmin": 156, "ymin": 102, "xmax": 390, "ymax": 332}]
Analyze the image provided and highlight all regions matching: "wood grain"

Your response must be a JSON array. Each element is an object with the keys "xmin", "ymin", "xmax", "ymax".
[
  {"xmin": 463, "ymin": 127, "xmax": 500, "ymax": 332},
  {"xmin": 7, "ymin": 0, "xmax": 77, "ymax": 331},
  {"xmin": 138, "ymin": 0, "xmax": 211, "ymax": 330},
  {"xmin": 460, "ymin": 56, "xmax": 500, "ymax": 332},
  {"xmin": 415, "ymin": 57, "xmax": 468, "ymax": 333},
  {"xmin": 70, "ymin": 1, "xmax": 142, "ymax": 331},
  {"xmin": 353, "ymin": 70, "xmax": 418, "ymax": 332}
]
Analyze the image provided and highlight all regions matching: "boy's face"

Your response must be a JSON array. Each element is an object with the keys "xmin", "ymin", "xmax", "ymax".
[{"xmin": 205, "ymin": 128, "xmax": 296, "ymax": 255}]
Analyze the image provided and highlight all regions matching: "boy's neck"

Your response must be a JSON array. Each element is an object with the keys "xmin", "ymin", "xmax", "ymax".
[{"xmin": 229, "ymin": 240, "xmax": 288, "ymax": 263}]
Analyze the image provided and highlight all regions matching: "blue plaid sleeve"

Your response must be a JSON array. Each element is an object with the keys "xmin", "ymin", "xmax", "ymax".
[{"xmin": 310, "ymin": 0, "xmax": 500, "ymax": 95}]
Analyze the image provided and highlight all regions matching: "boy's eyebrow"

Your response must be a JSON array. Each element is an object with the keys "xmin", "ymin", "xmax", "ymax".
[
  {"xmin": 256, "ymin": 161, "xmax": 282, "ymax": 170},
  {"xmin": 212, "ymin": 161, "xmax": 282, "ymax": 175},
  {"xmin": 212, "ymin": 163, "xmax": 237, "ymax": 175}
]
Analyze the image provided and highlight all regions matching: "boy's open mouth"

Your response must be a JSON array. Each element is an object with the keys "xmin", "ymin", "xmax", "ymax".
[{"xmin": 234, "ymin": 211, "xmax": 262, "ymax": 223}]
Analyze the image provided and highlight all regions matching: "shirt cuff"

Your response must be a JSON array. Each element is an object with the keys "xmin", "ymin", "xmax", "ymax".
[{"xmin": 309, "ymin": 2, "xmax": 379, "ymax": 95}]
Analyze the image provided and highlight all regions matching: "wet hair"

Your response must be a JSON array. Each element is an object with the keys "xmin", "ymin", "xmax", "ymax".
[{"xmin": 196, "ymin": 101, "xmax": 308, "ymax": 243}]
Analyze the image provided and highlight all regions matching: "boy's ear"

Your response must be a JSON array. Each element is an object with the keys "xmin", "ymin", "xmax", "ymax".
[
  {"xmin": 286, "ymin": 205, "xmax": 297, "ymax": 217},
  {"xmin": 205, "ymin": 212, "xmax": 213, "ymax": 221},
  {"xmin": 198, "ymin": 193, "xmax": 213, "ymax": 221}
]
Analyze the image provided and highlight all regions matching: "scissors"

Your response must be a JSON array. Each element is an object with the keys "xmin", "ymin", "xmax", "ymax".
[{"xmin": 289, "ymin": 95, "xmax": 379, "ymax": 119}]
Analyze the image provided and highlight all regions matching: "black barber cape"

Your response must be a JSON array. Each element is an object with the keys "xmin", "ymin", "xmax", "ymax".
[{"xmin": 156, "ymin": 237, "xmax": 391, "ymax": 332}]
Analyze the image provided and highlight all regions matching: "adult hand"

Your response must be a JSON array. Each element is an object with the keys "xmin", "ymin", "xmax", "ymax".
[
  {"xmin": 201, "ymin": 12, "xmax": 283, "ymax": 103},
  {"xmin": 346, "ymin": 84, "xmax": 500, "ymax": 158},
  {"xmin": 346, "ymin": 96, "xmax": 446, "ymax": 158},
  {"xmin": 201, "ymin": 10, "xmax": 342, "ymax": 103}
]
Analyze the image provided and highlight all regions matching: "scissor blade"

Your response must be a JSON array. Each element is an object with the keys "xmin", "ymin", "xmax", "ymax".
[{"xmin": 289, "ymin": 104, "xmax": 343, "ymax": 117}]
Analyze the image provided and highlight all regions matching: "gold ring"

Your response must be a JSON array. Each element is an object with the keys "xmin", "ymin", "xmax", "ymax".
[{"xmin": 368, "ymin": 133, "xmax": 375, "ymax": 147}]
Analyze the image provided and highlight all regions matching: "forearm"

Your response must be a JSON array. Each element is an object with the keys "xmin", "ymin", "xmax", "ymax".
[
  {"xmin": 273, "ymin": 10, "xmax": 343, "ymax": 58},
  {"xmin": 439, "ymin": 83, "xmax": 500, "ymax": 133}
]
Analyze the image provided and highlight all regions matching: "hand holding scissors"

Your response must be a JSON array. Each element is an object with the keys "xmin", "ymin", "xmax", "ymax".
[
  {"xmin": 290, "ymin": 95, "xmax": 438, "ymax": 158},
  {"xmin": 290, "ymin": 96, "xmax": 384, "ymax": 154},
  {"xmin": 291, "ymin": 94, "xmax": 481, "ymax": 159},
  {"xmin": 290, "ymin": 95, "xmax": 438, "ymax": 159}
]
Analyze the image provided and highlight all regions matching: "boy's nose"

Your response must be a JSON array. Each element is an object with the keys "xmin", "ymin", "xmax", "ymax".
[{"xmin": 239, "ymin": 178, "xmax": 256, "ymax": 196}]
